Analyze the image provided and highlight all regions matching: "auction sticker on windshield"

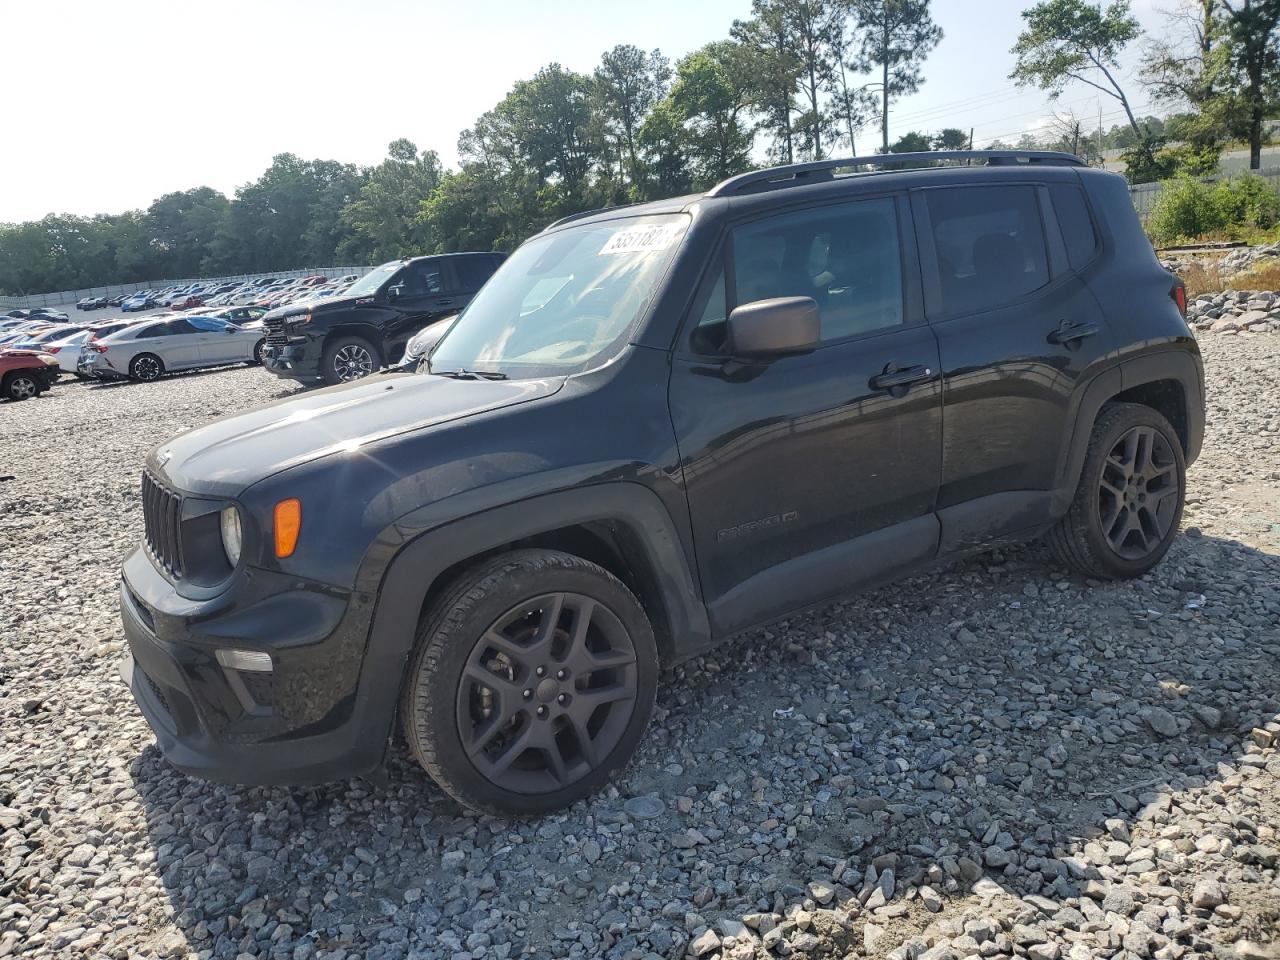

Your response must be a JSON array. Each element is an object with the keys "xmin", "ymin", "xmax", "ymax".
[{"xmin": 599, "ymin": 222, "xmax": 684, "ymax": 255}]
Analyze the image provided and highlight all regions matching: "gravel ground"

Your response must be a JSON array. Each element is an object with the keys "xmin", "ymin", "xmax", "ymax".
[{"xmin": 1, "ymin": 334, "xmax": 1278, "ymax": 960}]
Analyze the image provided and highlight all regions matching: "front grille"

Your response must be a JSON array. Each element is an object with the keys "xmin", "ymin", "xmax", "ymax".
[
  {"xmin": 141, "ymin": 471, "xmax": 184, "ymax": 578},
  {"xmin": 264, "ymin": 316, "xmax": 288, "ymax": 345}
]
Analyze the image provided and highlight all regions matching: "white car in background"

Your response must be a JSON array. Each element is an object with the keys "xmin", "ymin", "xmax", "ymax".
[
  {"xmin": 79, "ymin": 314, "xmax": 266, "ymax": 382},
  {"xmin": 39, "ymin": 319, "xmax": 134, "ymax": 375}
]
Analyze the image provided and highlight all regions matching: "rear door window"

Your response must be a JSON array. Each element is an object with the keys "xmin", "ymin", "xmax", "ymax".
[
  {"xmin": 924, "ymin": 185, "xmax": 1050, "ymax": 316},
  {"xmin": 455, "ymin": 255, "xmax": 500, "ymax": 291}
]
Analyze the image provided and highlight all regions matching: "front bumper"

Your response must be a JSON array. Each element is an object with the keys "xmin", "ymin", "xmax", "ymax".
[
  {"xmin": 261, "ymin": 340, "xmax": 322, "ymax": 381},
  {"xmin": 118, "ymin": 546, "xmax": 389, "ymax": 785}
]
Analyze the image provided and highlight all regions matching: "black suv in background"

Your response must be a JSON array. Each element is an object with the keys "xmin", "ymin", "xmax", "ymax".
[
  {"xmin": 119, "ymin": 151, "xmax": 1202, "ymax": 816},
  {"xmin": 261, "ymin": 252, "xmax": 505, "ymax": 385}
]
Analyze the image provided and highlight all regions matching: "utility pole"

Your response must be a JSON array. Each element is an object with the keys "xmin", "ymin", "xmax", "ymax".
[{"xmin": 968, "ymin": 127, "xmax": 974, "ymax": 150}]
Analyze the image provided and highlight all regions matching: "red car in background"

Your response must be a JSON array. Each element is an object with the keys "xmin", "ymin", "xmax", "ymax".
[
  {"xmin": 1, "ymin": 348, "xmax": 60, "ymax": 401},
  {"xmin": 173, "ymin": 294, "xmax": 205, "ymax": 310}
]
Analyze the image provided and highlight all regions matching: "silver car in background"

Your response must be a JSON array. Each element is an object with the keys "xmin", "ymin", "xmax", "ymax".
[{"xmin": 79, "ymin": 315, "xmax": 266, "ymax": 382}]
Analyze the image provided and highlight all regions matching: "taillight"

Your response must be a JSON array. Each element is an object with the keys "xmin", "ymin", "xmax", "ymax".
[
  {"xmin": 1172, "ymin": 283, "xmax": 1187, "ymax": 318},
  {"xmin": 91, "ymin": 343, "xmax": 108, "ymax": 353},
  {"xmin": 46, "ymin": 346, "xmax": 61, "ymax": 354}
]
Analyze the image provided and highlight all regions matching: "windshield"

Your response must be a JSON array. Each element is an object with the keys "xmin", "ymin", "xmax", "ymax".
[
  {"xmin": 430, "ymin": 213, "xmax": 688, "ymax": 378},
  {"xmin": 343, "ymin": 262, "xmax": 401, "ymax": 299}
]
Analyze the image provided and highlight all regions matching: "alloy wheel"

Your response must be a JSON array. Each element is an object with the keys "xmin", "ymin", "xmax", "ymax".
[
  {"xmin": 10, "ymin": 376, "xmax": 37, "ymax": 400},
  {"xmin": 333, "ymin": 344, "xmax": 374, "ymax": 382},
  {"xmin": 456, "ymin": 592, "xmax": 639, "ymax": 794},
  {"xmin": 1097, "ymin": 424, "xmax": 1180, "ymax": 560},
  {"xmin": 134, "ymin": 356, "xmax": 161, "ymax": 381}
]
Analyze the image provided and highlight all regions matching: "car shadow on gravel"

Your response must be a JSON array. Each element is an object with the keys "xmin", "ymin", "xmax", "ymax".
[{"xmin": 126, "ymin": 530, "xmax": 1280, "ymax": 959}]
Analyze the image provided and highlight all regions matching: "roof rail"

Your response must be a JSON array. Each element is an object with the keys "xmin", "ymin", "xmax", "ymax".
[
  {"xmin": 544, "ymin": 201, "xmax": 644, "ymax": 231},
  {"xmin": 706, "ymin": 150, "xmax": 1085, "ymax": 198}
]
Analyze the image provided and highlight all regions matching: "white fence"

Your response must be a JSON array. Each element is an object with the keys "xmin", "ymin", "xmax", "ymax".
[
  {"xmin": 1129, "ymin": 166, "xmax": 1280, "ymax": 215},
  {"xmin": 0, "ymin": 265, "xmax": 373, "ymax": 311}
]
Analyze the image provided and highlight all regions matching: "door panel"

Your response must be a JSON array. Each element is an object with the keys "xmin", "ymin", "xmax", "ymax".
[
  {"xmin": 912, "ymin": 183, "xmax": 1116, "ymax": 551},
  {"xmin": 671, "ymin": 328, "xmax": 943, "ymax": 633},
  {"xmin": 669, "ymin": 193, "xmax": 942, "ymax": 635}
]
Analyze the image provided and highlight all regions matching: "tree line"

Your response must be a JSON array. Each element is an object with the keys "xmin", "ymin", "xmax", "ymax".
[{"xmin": 3, "ymin": 0, "xmax": 1278, "ymax": 296}]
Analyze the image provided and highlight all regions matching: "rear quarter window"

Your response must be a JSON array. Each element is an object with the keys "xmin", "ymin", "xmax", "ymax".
[{"xmin": 1049, "ymin": 183, "xmax": 1099, "ymax": 270}]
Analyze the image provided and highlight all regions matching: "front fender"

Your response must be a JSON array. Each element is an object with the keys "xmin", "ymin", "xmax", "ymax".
[{"xmin": 354, "ymin": 482, "xmax": 710, "ymax": 740}]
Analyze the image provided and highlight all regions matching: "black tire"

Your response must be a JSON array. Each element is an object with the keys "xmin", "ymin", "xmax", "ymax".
[
  {"xmin": 401, "ymin": 549, "xmax": 658, "ymax": 817},
  {"xmin": 129, "ymin": 353, "xmax": 164, "ymax": 382},
  {"xmin": 1047, "ymin": 402, "xmax": 1186, "ymax": 580},
  {"xmin": 3, "ymin": 372, "xmax": 39, "ymax": 402},
  {"xmin": 321, "ymin": 335, "xmax": 379, "ymax": 386},
  {"xmin": 252, "ymin": 339, "xmax": 265, "ymax": 365}
]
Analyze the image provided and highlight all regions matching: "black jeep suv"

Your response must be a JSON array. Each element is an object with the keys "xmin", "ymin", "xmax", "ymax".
[
  {"xmin": 119, "ymin": 151, "xmax": 1203, "ymax": 816},
  {"xmin": 261, "ymin": 252, "xmax": 505, "ymax": 385}
]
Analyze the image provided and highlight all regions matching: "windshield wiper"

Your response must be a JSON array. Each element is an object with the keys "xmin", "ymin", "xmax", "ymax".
[{"xmin": 431, "ymin": 367, "xmax": 509, "ymax": 381}]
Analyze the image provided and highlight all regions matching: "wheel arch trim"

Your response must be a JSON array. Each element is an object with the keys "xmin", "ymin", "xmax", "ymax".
[{"xmin": 1052, "ymin": 349, "xmax": 1203, "ymax": 515}]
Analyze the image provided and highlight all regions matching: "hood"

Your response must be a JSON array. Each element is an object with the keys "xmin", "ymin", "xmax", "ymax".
[{"xmin": 151, "ymin": 372, "xmax": 565, "ymax": 496}]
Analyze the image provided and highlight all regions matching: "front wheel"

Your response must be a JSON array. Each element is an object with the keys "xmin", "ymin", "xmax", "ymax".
[
  {"xmin": 251, "ymin": 339, "xmax": 265, "ymax": 365},
  {"xmin": 321, "ymin": 335, "xmax": 379, "ymax": 385},
  {"xmin": 1046, "ymin": 402, "xmax": 1186, "ymax": 580},
  {"xmin": 401, "ymin": 550, "xmax": 659, "ymax": 816}
]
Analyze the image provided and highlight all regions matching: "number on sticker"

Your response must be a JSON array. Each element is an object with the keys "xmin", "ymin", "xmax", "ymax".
[{"xmin": 599, "ymin": 223, "xmax": 683, "ymax": 255}]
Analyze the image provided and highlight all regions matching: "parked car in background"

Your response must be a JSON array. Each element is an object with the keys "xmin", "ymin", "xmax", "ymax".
[
  {"xmin": 80, "ymin": 314, "xmax": 266, "ymax": 381},
  {"xmin": 262, "ymin": 252, "xmax": 505, "ymax": 384},
  {"xmin": 122, "ymin": 293, "xmax": 156, "ymax": 312},
  {"xmin": 1, "ymin": 347, "xmax": 60, "ymax": 401},
  {"xmin": 173, "ymin": 294, "xmax": 205, "ymax": 310},
  {"xmin": 6, "ymin": 324, "xmax": 89, "ymax": 351}
]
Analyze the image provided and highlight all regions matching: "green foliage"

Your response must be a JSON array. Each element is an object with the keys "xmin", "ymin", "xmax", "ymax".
[
  {"xmin": 1146, "ymin": 173, "xmax": 1280, "ymax": 245},
  {"xmin": 889, "ymin": 131, "xmax": 933, "ymax": 152},
  {"xmin": 849, "ymin": 0, "xmax": 943, "ymax": 150},
  {"xmin": 339, "ymin": 140, "xmax": 442, "ymax": 262},
  {"xmin": 1010, "ymin": 0, "xmax": 1139, "ymax": 94}
]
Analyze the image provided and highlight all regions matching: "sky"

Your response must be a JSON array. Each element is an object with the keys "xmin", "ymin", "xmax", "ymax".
[{"xmin": 1, "ymin": 0, "xmax": 1173, "ymax": 224}]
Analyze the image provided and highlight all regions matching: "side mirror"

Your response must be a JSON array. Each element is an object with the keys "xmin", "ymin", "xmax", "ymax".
[
  {"xmin": 387, "ymin": 285, "xmax": 402, "ymax": 302},
  {"xmin": 726, "ymin": 296, "xmax": 820, "ymax": 359}
]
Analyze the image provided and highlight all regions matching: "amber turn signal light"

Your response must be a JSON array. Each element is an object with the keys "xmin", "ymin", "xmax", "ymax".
[{"xmin": 274, "ymin": 498, "xmax": 301, "ymax": 558}]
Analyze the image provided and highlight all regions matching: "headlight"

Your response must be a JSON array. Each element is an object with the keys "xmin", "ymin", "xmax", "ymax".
[
  {"xmin": 220, "ymin": 505, "xmax": 242, "ymax": 567},
  {"xmin": 287, "ymin": 312, "xmax": 312, "ymax": 329}
]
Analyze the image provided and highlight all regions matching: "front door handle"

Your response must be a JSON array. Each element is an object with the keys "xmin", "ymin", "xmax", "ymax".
[
  {"xmin": 869, "ymin": 363, "xmax": 937, "ymax": 394},
  {"xmin": 435, "ymin": 298, "xmax": 455, "ymax": 306},
  {"xmin": 1047, "ymin": 319, "xmax": 1100, "ymax": 347}
]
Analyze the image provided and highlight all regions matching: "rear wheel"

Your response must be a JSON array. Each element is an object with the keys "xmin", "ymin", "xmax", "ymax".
[
  {"xmin": 402, "ymin": 550, "xmax": 658, "ymax": 816},
  {"xmin": 1047, "ymin": 403, "xmax": 1186, "ymax": 580},
  {"xmin": 322, "ymin": 335, "xmax": 379, "ymax": 385},
  {"xmin": 129, "ymin": 353, "xmax": 164, "ymax": 382},
  {"xmin": 3, "ymin": 373, "xmax": 39, "ymax": 401}
]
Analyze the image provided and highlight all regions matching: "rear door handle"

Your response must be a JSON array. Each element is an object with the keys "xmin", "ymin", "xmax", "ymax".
[
  {"xmin": 435, "ymin": 298, "xmax": 455, "ymax": 306},
  {"xmin": 869, "ymin": 363, "xmax": 937, "ymax": 393},
  {"xmin": 1048, "ymin": 320, "xmax": 1100, "ymax": 346}
]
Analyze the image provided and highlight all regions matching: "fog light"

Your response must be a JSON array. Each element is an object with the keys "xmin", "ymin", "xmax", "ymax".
[{"xmin": 215, "ymin": 648, "xmax": 273, "ymax": 672}]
